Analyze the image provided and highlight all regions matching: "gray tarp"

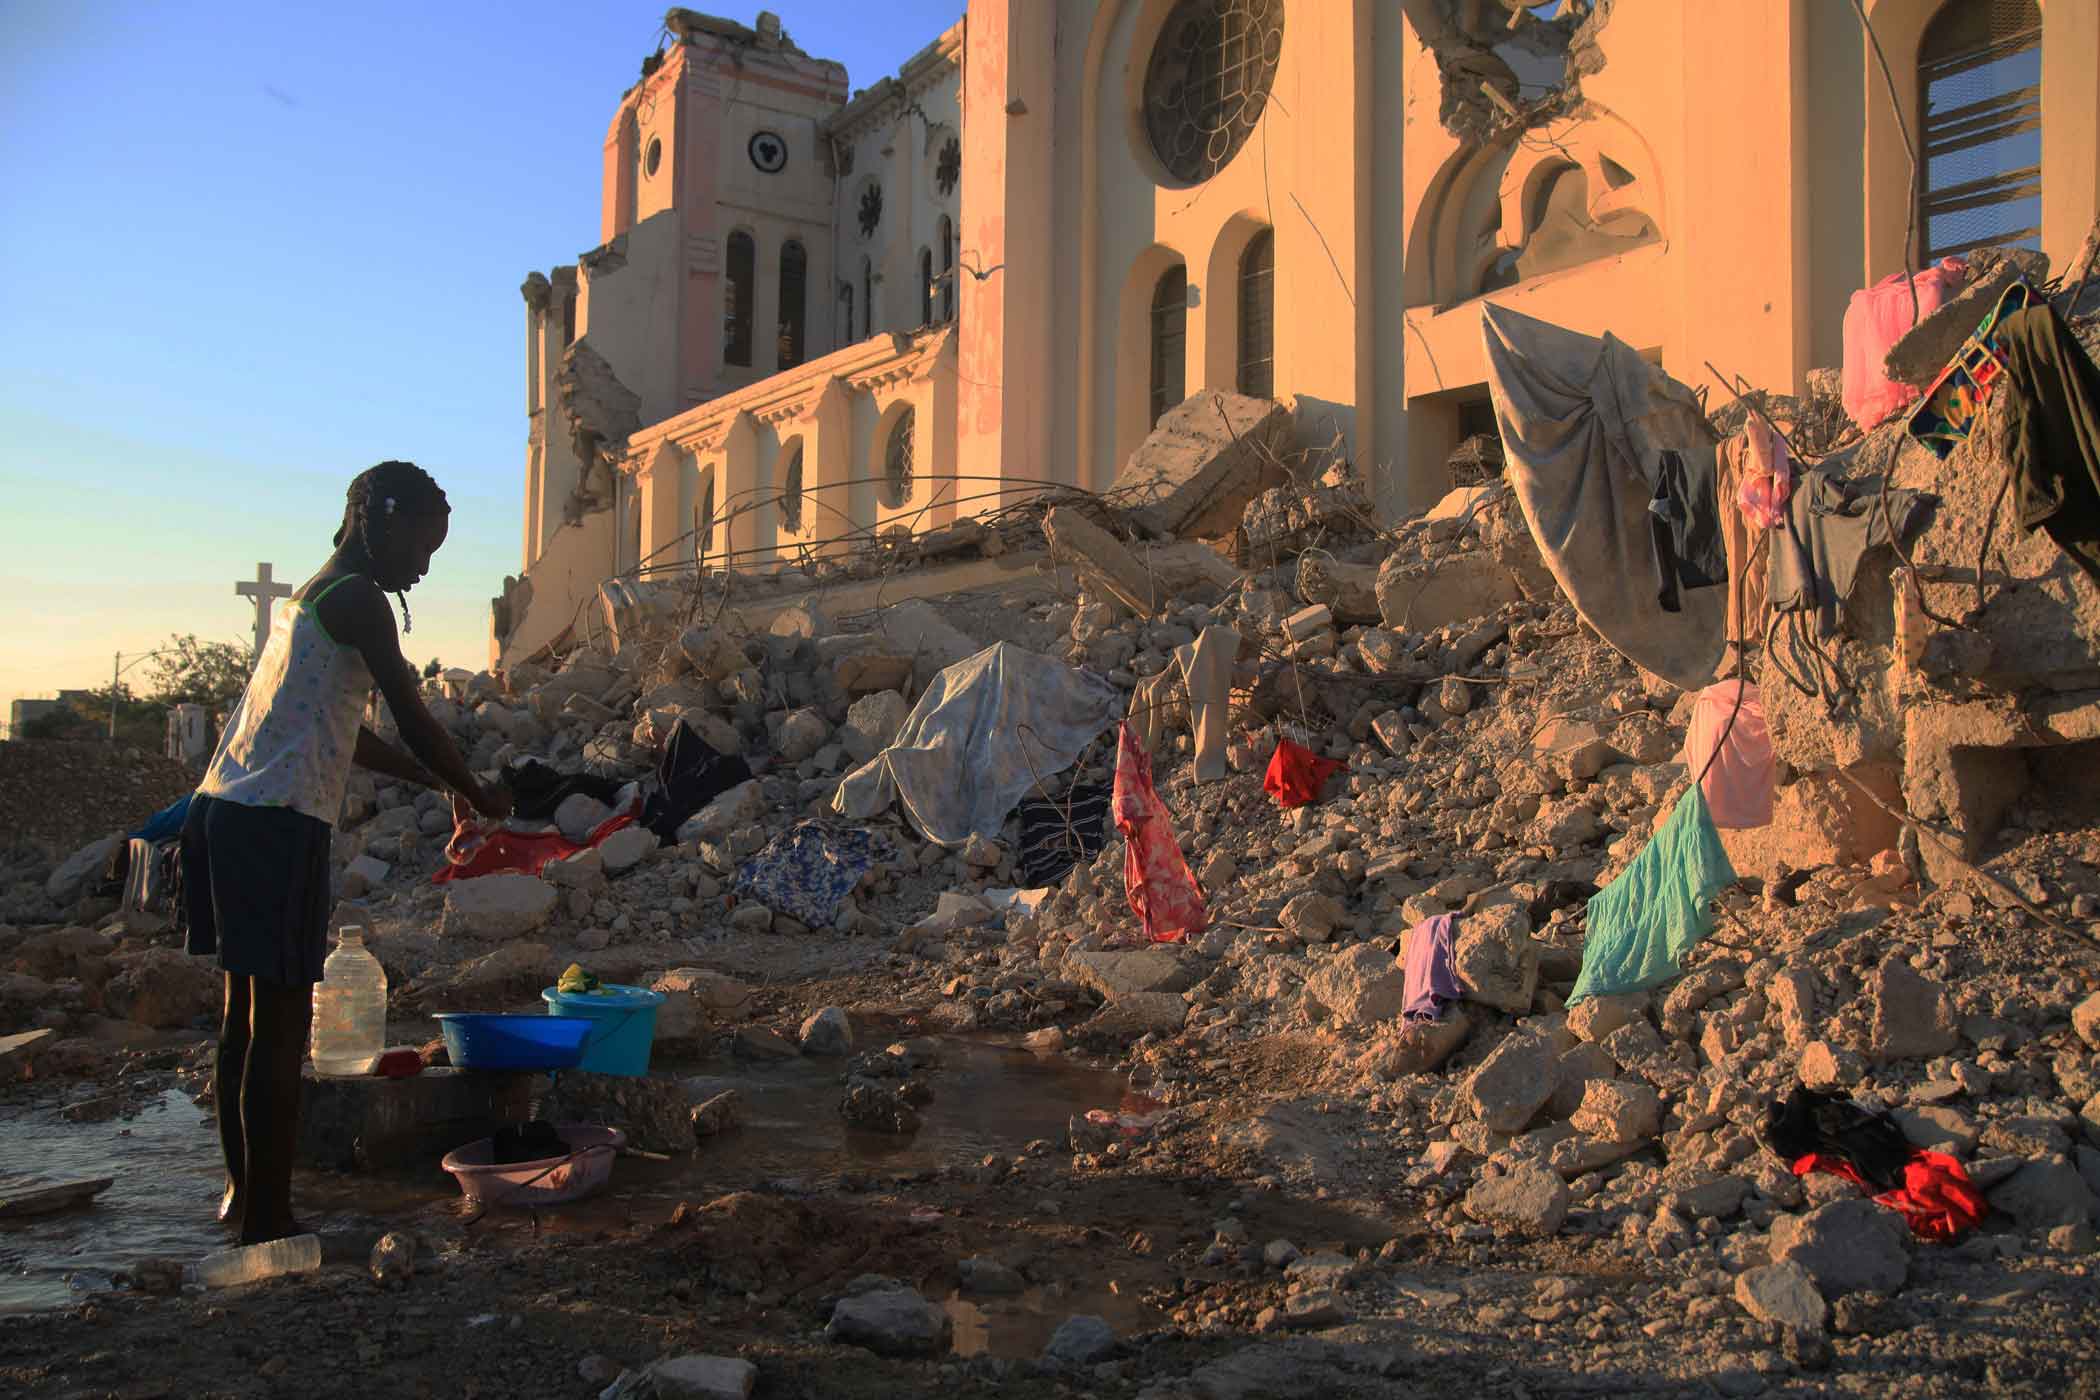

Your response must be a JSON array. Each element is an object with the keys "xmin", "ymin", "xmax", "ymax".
[
  {"xmin": 1481, "ymin": 304, "xmax": 1728, "ymax": 691},
  {"xmin": 832, "ymin": 642, "xmax": 1122, "ymax": 847}
]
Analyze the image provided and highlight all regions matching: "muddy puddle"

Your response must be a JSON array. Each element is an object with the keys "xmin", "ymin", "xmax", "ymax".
[{"xmin": 1, "ymin": 1037, "xmax": 1152, "ymax": 1354}]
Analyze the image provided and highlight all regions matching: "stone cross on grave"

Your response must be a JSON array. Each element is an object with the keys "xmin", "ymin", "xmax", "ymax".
[{"xmin": 235, "ymin": 562, "xmax": 294, "ymax": 659}]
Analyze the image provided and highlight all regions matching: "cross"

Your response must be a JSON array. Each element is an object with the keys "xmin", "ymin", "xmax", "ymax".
[{"xmin": 235, "ymin": 562, "xmax": 294, "ymax": 658}]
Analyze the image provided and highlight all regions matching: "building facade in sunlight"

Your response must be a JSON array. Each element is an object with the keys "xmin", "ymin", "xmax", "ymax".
[{"xmin": 498, "ymin": 0, "xmax": 2098, "ymax": 665}]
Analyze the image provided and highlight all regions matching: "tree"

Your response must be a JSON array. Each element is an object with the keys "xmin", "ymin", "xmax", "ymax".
[
  {"xmin": 145, "ymin": 635, "xmax": 251, "ymax": 709},
  {"xmin": 423, "ymin": 658, "xmax": 442, "ymax": 679}
]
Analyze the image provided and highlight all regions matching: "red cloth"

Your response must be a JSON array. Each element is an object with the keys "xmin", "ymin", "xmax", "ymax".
[
  {"xmin": 1263, "ymin": 739, "xmax": 1343, "ymax": 808},
  {"xmin": 1113, "ymin": 721, "xmax": 1208, "ymax": 943},
  {"xmin": 1792, "ymin": 1149, "xmax": 1987, "ymax": 1242},
  {"xmin": 432, "ymin": 810, "xmax": 638, "ymax": 884}
]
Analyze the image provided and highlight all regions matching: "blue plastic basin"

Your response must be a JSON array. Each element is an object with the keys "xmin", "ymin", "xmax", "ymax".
[
  {"xmin": 435, "ymin": 1013, "xmax": 595, "ymax": 1072},
  {"xmin": 540, "ymin": 984, "xmax": 665, "ymax": 1077}
]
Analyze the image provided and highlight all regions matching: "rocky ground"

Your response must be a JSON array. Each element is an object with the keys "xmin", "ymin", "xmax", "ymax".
[{"xmin": 7, "ymin": 391, "xmax": 2100, "ymax": 1395}]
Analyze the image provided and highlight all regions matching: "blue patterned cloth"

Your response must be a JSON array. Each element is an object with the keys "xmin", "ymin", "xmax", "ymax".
[{"xmin": 734, "ymin": 822, "xmax": 885, "ymax": 928}]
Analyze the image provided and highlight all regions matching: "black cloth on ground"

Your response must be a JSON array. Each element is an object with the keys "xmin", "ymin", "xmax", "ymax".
[
  {"xmin": 1996, "ymin": 303, "xmax": 2100, "ymax": 584},
  {"xmin": 640, "ymin": 721, "xmax": 754, "ymax": 844},
  {"xmin": 1646, "ymin": 448, "xmax": 1727, "ymax": 613},
  {"xmin": 1016, "ymin": 783, "xmax": 1113, "ymax": 888},
  {"xmin": 503, "ymin": 758, "xmax": 629, "ymax": 822},
  {"xmin": 180, "ymin": 792, "xmax": 333, "ymax": 986},
  {"xmin": 1760, "ymin": 1084, "xmax": 1912, "ymax": 1192}
]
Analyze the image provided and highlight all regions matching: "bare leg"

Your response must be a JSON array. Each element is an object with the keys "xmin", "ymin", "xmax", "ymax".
[
  {"xmin": 214, "ymin": 972, "xmax": 251, "ymax": 1223},
  {"xmin": 238, "ymin": 976, "xmax": 313, "ymax": 1245}
]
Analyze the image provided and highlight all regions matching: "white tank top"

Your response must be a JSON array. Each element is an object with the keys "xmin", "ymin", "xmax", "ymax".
[{"xmin": 198, "ymin": 574, "xmax": 375, "ymax": 826}]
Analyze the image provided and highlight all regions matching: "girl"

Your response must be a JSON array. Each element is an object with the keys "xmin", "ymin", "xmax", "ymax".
[{"xmin": 183, "ymin": 461, "xmax": 511, "ymax": 1244}]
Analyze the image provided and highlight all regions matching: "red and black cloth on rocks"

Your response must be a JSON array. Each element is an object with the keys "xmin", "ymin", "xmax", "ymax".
[{"xmin": 1763, "ymin": 1085, "xmax": 1986, "ymax": 1242}]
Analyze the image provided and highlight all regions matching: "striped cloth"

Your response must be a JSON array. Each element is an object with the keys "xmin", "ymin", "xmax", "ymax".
[{"xmin": 1016, "ymin": 783, "xmax": 1112, "ymax": 888}]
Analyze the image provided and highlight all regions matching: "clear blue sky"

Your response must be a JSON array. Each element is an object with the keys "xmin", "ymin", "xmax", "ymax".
[{"xmin": 0, "ymin": 1, "xmax": 962, "ymax": 733}]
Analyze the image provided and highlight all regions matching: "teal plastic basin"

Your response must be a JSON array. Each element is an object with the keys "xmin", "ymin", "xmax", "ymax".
[{"xmin": 540, "ymin": 984, "xmax": 665, "ymax": 1077}]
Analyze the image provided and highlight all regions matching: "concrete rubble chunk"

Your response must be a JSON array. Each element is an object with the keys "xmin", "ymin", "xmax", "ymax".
[
  {"xmin": 1768, "ymin": 1198, "xmax": 1910, "ymax": 1297},
  {"xmin": 1112, "ymin": 391, "xmax": 1293, "ymax": 541},
  {"xmin": 1463, "ymin": 1160, "xmax": 1569, "ymax": 1236},
  {"xmin": 797, "ymin": 1007, "xmax": 854, "ymax": 1057},
  {"xmin": 824, "ymin": 1280, "xmax": 953, "ymax": 1357},
  {"xmin": 678, "ymin": 626, "xmax": 750, "ymax": 682},
  {"xmin": 1569, "ymin": 1078, "xmax": 1661, "ymax": 1143},
  {"xmin": 1041, "ymin": 1314, "xmax": 1117, "ymax": 1367},
  {"xmin": 649, "ymin": 1354, "xmax": 757, "ymax": 1400},
  {"xmin": 2073, "ymin": 990, "xmax": 2100, "ymax": 1051},
  {"xmin": 45, "ymin": 834, "xmax": 120, "ymax": 904},
  {"xmin": 1067, "ymin": 948, "xmax": 1195, "ymax": 1000},
  {"xmin": 1044, "ymin": 506, "xmax": 1164, "ymax": 615},
  {"xmin": 440, "ymin": 874, "xmax": 557, "ymax": 939},
  {"xmin": 1305, "ymin": 944, "xmax": 1407, "ymax": 1029},
  {"xmin": 1376, "ymin": 551, "xmax": 1523, "ymax": 634},
  {"xmin": 1871, "ymin": 955, "xmax": 1958, "ymax": 1062},
  {"xmin": 842, "ymin": 691, "xmax": 910, "ymax": 765},
  {"xmin": 554, "ymin": 793, "xmax": 615, "ymax": 843},
  {"xmin": 776, "ymin": 708, "xmax": 831, "ymax": 764},
  {"xmin": 1453, "ymin": 904, "xmax": 1539, "ymax": 1015},
  {"xmin": 1987, "ymin": 1157, "xmax": 2098, "ymax": 1231},
  {"xmin": 1735, "ymin": 1260, "xmax": 1827, "ymax": 1334},
  {"xmin": 1279, "ymin": 891, "xmax": 1347, "ymax": 942},
  {"xmin": 596, "ymin": 826, "xmax": 656, "ymax": 874},
  {"xmin": 1883, "ymin": 247, "xmax": 2051, "ymax": 389},
  {"xmin": 1566, "ymin": 992, "xmax": 1646, "ymax": 1045},
  {"xmin": 876, "ymin": 599, "xmax": 981, "ymax": 689},
  {"xmin": 1295, "ymin": 554, "xmax": 1380, "ymax": 624},
  {"xmin": 1463, "ymin": 1032, "xmax": 1557, "ymax": 1133}
]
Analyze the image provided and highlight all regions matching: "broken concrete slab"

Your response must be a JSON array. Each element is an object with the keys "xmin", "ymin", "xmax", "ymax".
[
  {"xmin": 1113, "ymin": 391, "xmax": 1293, "ymax": 541},
  {"xmin": 299, "ymin": 1066, "xmax": 543, "ymax": 1171},
  {"xmin": 1066, "ymin": 948, "xmax": 1197, "ymax": 1000},
  {"xmin": 875, "ymin": 599, "xmax": 981, "ymax": 690},
  {"xmin": 1376, "ymin": 551, "xmax": 1523, "ymax": 633},
  {"xmin": 1884, "ymin": 248, "xmax": 2051, "ymax": 390},
  {"xmin": 1044, "ymin": 506, "xmax": 1163, "ymax": 616}
]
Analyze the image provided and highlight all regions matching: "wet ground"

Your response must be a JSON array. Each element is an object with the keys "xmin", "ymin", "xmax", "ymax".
[{"xmin": 0, "ymin": 1036, "xmax": 1156, "ymax": 1353}]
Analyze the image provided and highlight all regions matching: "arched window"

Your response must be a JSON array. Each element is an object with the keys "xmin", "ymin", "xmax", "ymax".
[
  {"xmin": 883, "ymin": 408, "xmax": 915, "ymax": 508},
  {"xmin": 780, "ymin": 443, "xmax": 805, "ymax": 533},
  {"xmin": 1918, "ymin": 0, "xmax": 2042, "ymax": 262},
  {"xmin": 861, "ymin": 256, "xmax": 875, "ymax": 336},
  {"xmin": 939, "ymin": 216, "xmax": 956, "ymax": 322},
  {"xmin": 839, "ymin": 281, "xmax": 855, "ymax": 343},
  {"xmin": 1149, "ymin": 266, "xmax": 1188, "ymax": 429},
  {"xmin": 696, "ymin": 477, "xmax": 715, "ymax": 564},
  {"xmin": 919, "ymin": 248, "xmax": 935, "ymax": 326},
  {"xmin": 777, "ymin": 240, "xmax": 807, "ymax": 369},
  {"xmin": 724, "ymin": 231, "xmax": 755, "ymax": 367},
  {"xmin": 1237, "ymin": 228, "xmax": 1275, "ymax": 398}
]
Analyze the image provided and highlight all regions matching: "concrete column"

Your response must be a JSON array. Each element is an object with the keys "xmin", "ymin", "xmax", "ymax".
[
  {"xmin": 1679, "ymin": 0, "xmax": 1813, "ymax": 398},
  {"xmin": 717, "ymin": 413, "xmax": 761, "ymax": 566},
  {"xmin": 637, "ymin": 442, "xmax": 685, "ymax": 579},
  {"xmin": 958, "ymin": 0, "xmax": 1059, "ymax": 501}
]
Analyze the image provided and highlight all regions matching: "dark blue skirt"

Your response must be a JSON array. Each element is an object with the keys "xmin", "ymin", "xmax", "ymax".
[{"xmin": 181, "ymin": 793, "xmax": 334, "ymax": 986}]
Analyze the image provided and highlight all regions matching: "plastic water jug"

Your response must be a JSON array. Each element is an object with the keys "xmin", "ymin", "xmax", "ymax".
[
  {"xmin": 185, "ymin": 1233, "xmax": 322, "ymax": 1288},
  {"xmin": 311, "ymin": 924, "xmax": 387, "ymax": 1076}
]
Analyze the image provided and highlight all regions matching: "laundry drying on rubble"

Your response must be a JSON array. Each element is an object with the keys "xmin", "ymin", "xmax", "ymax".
[{"xmin": 9, "ymin": 242, "xmax": 2100, "ymax": 1395}]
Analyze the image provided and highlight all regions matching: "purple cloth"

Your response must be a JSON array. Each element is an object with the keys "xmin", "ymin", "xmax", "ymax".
[{"xmin": 1403, "ymin": 914, "xmax": 1461, "ymax": 1021}]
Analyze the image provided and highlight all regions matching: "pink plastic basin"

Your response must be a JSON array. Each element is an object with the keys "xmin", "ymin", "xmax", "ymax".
[{"xmin": 440, "ymin": 1123, "xmax": 625, "ymax": 1208}]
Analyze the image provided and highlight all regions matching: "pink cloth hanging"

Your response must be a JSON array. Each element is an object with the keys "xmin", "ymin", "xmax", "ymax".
[
  {"xmin": 1113, "ymin": 721, "xmax": 1208, "ymax": 943},
  {"xmin": 1732, "ymin": 415, "xmax": 1795, "ymax": 529},
  {"xmin": 1682, "ymin": 679, "xmax": 1773, "ymax": 829},
  {"xmin": 1842, "ymin": 258, "xmax": 1968, "ymax": 431}
]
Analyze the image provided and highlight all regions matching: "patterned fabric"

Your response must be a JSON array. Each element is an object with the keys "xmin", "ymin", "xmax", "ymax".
[
  {"xmin": 198, "ymin": 575, "xmax": 372, "ymax": 826},
  {"xmin": 1113, "ymin": 722, "xmax": 1207, "ymax": 943},
  {"xmin": 734, "ymin": 821, "xmax": 885, "ymax": 928},
  {"xmin": 1016, "ymin": 783, "xmax": 1112, "ymax": 888}
]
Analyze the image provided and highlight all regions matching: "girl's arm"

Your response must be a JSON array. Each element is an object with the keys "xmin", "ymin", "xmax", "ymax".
[
  {"xmin": 352, "ymin": 726, "xmax": 441, "ymax": 788},
  {"xmin": 320, "ymin": 578, "xmax": 510, "ymax": 818}
]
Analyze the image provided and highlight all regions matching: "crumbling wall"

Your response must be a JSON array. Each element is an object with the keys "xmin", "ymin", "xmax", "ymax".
[{"xmin": 1400, "ymin": 0, "xmax": 1607, "ymax": 144}]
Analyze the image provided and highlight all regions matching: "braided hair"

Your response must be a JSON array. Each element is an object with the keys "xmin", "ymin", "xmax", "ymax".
[{"xmin": 334, "ymin": 461, "xmax": 450, "ymax": 633}]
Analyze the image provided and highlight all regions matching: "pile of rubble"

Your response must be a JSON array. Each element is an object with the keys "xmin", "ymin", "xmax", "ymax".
[{"xmin": 5, "ymin": 298, "xmax": 2100, "ymax": 1374}]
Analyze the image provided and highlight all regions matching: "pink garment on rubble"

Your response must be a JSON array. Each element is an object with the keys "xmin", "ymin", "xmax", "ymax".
[
  {"xmin": 1733, "ymin": 415, "xmax": 1795, "ymax": 529},
  {"xmin": 1113, "ymin": 721, "xmax": 1208, "ymax": 943},
  {"xmin": 1682, "ymin": 679, "xmax": 1773, "ymax": 829},
  {"xmin": 1842, "ymin": 258, "xmax": 1967, "ymax": 431}
]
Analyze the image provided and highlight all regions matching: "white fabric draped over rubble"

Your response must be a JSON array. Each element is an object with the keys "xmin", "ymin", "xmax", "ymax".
[
  {"xmin": 832, "ymin": 642, "xmax": 1123, "ymax": 848},
  {"xmin": 1481, "ymin": 303, "xmax": 1728, "ymax": 691}
]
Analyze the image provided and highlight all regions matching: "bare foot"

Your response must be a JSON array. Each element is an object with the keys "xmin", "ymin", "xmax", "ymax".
[{"xmin": 217, "ymin": 1182, "xmax": 243, "ymax": 1224}]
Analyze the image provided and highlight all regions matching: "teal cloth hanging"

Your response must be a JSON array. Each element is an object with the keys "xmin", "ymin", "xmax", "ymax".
[{"xmin": 1570, "ymin": 784, "xmax": 1736, "ymax": 1003}]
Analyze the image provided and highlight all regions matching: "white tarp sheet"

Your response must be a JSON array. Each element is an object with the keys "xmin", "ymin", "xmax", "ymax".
[{"xmin": 832, "ymin": 642, "xmax": 1122, "ymax": 847}]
